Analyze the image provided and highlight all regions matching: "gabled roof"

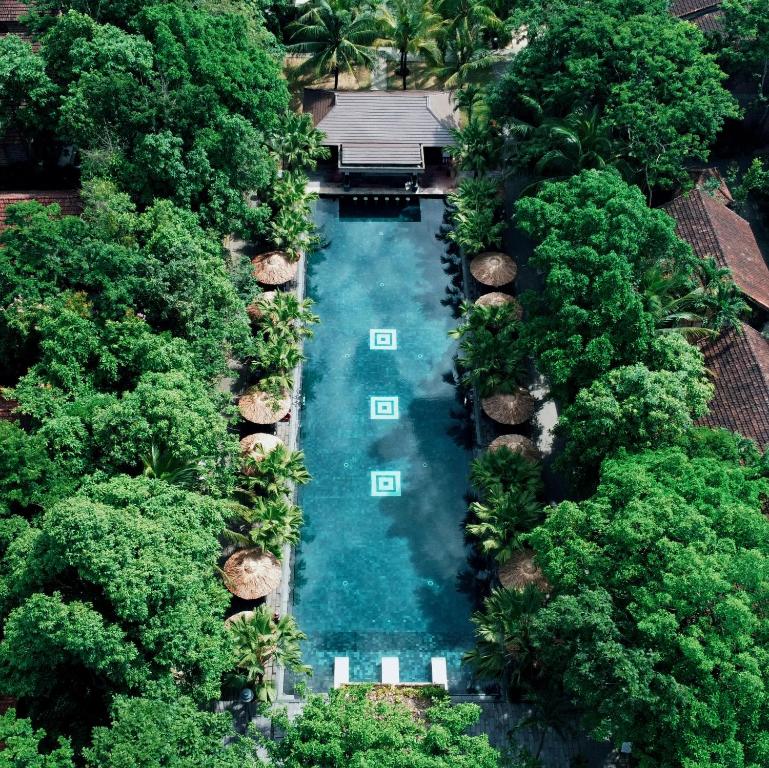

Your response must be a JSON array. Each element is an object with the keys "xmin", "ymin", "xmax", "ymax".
[
  {"xmin": 0, "ymin": 191, "xmax": 82, "ymax": 231},
  {"xmin": 0, "ymin": 0, "xmax": 28, "ymax": 22},
  {"xmin": 304, "ymin": 89, "xmax": 457, "ymax": 169},
  {"xmin": 663, "ymin": 188, "xmax": 769, "ymax": 311},
  {"xmin": 670, "ymin": 0, "xmax": 724, "ymax": 33},
  {"xmin": 698, "ymin": 324, "xmax": 769, "ymax": 448}
]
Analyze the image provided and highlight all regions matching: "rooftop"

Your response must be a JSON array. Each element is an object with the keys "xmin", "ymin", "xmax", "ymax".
[
  {"xmin": 304, "ymin": 89, "xmax": 457, "ymax": 171},
  {"xmin": 0, "ymin": 0, "xmax": 28, "ymax": 22},
  {"xmin": 0, "ymin": 190, "xmax": 82, "ymax": 231},
  {"xmin": 663, "ymin": 188, "xmax": 769, "ymax": 311},
  {"xmin": 670, "ymin": 0, "xmax": 724, "ymax": 33},
  {"xmin": 698, "ymin": 323, "xmax": 769, "ymax": 449}
]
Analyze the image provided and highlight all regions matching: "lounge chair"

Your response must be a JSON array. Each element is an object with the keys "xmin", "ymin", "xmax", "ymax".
[
  {"xmin": 333, "ymin": 657, "xmax": 349, "ymax": 688},
  {"xmin": 381, "ymin": 656, "xmax": 400, "ymax": 684},
  {"xmin": 431, "ymin": 657, "xmax": 448, "ymax": 689}
]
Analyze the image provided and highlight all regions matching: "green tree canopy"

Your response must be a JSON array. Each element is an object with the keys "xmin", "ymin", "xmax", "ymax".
[
  {"xmin": 267, "ymin": 687, "xmax": 501, "ymax": 767},
  {"xmin": 525, "ymin": 439, "xmax": 769, "ymax": 767},
  {"xmin": 41, "ymin": 5, "xmax": 288, "ymax": 236},
  {"xmin": 515, "ymin": 169, "xmax": 710, "ymax": 400},
  {"xmin": 84, "ymin": 694, "xmax": 263, "ymax": 768},
  {"xmin": 556, "ymin": 362, "xmax": 714, "ymax": 480},
  {"xmin": 0, "ymin": 476, "xmax": 232, "ymax": 742},
  {"xmin": 492, "ymin": 0, "xmax": 738, "ymax": 189},
  {"xmin": 0, "ymin": 709, "xmax": 75, "ymax": 768}
]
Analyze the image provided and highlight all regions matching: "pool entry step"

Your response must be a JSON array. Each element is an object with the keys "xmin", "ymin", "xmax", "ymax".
[{"xmin": 333, "ymin": 656, "xmax": 448, "ymax": 689}]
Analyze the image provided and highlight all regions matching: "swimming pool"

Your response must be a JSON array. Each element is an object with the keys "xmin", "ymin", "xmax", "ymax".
[{"xmin": 292, "ymin": 196, "xmax": 475, "ymax": 691}]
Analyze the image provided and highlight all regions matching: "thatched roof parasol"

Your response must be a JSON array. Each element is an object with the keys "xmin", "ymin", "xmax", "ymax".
[
  {"xmin": 488, "ymin": 434, "xmax": 541, "ymax": 463},
  {"xmin": 252, "ymin": 251, "xmax": 298, "ymax": 286},
  {"xmin": 238, "ymin": 387, "xmax": 291, "ymax": 424},
  {"xmin": 246, "ymin": 291, "xmax": 277, "ymax": 320},
  {"xmin": 475, "ymin": 292, "xmax": 523, "ymax": 320},
  {"xmin": 470, "ymin": 252, "xmax": 517, "ymax": 287},
  {"xmin": 224, "ymin": 609, "xmax": 255, "ymax": 627},
  {"xmin": 499, "ymin": 548, "xmax": 549, "ymax": 592},
  {"xmin": 240, "ymin": 432, "xmax": 284, "ymax": 475},
  {"xmin": 222, "ymin": 548, "xmax": 281, "ymax": 600},
  {"xmin": 481, "ymin": 388, "xmax": 536, "ymax": 425}
]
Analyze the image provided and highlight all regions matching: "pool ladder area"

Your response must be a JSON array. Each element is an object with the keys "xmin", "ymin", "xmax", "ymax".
[{"xmin": 333, "ymin": 656, "xmax": 448, "ymax": 689}]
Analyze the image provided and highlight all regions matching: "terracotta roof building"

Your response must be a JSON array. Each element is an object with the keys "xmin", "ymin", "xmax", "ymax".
[
  {"xmin": 0, "ymin": 0, "xmax": 28, "ymax": 22},
  {"xmin": 0, "ymin": 191, "xmax": 82, "ymax": 231},
  {"xmin": 663, "ymin": 188, "xmax": 769, "ymax": 311},
  {"xmin": 698, "ymin": 324, "xmax": 769, "ymax": 448},
  {"xmin": 670, "ymin": 0, "xmax": 724, "ymax": 34}
]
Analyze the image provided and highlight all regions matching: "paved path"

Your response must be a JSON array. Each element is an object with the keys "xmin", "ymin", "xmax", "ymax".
[{"xmin": 370, "ymin": 49, "xmax": 388, "ymax": 90}]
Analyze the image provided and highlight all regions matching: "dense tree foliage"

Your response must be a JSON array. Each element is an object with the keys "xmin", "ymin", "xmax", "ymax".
[
  {"xmin": 0, "ymin": 709, "xmax": 76, "ymax": 768},
  {"xmin": 492, "ymin": 0, "xmax": 738, "ymax": 189},
  {"xmin": 524, "ymin": 439, "xmax": 769, "ymax": 767},
  {"xmin": 266, "ymin": 687, "xmax": 501, "ymax": 767},
  {"xmin": 0, "ymin": 476, "xmax": 232, "ymax": 742},
  {"xmin": 719, "ymin": 0, "xmax": 769, "ymax": 102}
]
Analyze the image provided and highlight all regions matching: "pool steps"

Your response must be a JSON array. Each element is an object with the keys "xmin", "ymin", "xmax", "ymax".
[{"xmin": 332, "ymin": 656, "xmax": 448, "ymax": 689}]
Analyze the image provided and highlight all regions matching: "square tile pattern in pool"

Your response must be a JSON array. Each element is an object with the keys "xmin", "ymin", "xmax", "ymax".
[{"xmin": 293, "ymin": 198, "xmax": 475, "ymax": 692}]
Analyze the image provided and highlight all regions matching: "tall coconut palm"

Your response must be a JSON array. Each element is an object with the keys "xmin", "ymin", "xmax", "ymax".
[
  {"xmin": 288, "ymin": 0, "xmax": 380, "ymax": 90},
  {"xmin": 378, "ymin": 0, "xmax": 443, "ymax": 90},
  {"xmin": 427, "ymin": 16, "xmax": 500, "ymax": 89},
  {"xmin": 229, "ymin": 607, "xmax": 311, "ymax": 702}
]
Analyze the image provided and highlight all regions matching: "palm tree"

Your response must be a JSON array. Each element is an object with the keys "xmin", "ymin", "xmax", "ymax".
[
  {"xmin": 269, "ymin": 112, "xmax": 331, "ymax": 171},
  {"xmin": 463, "ymin": 586, "xmax": 545, "ymax": 695},
  {"xmin": 225, "ymin": 497, "xmax": 304, "ymax": 557},
  {"xmin": 288, "ymin": 0, "xmax": 380, "ymax": 90},
  {"xmin": 256, "ymin": 291, "xmax": 319, "ymax": 343},
  {"xmin": 240, "ymin": 444, "xmax": 311, "ymax": 497},
  {"xmin": 229, "ymin": 606, "xmax": 311, "ymax": 702},
  {"xmin": 140, "ymin": 443, "xmax": 199, "ymax": 488},
  {"xmin": 452, "ymin": 82, "xmax": 489, "ymax": 123},
  {"xmin": 378, "ymin": 0, "xmax": 443, "ymax": 90},
  {"xmin": 447, "ymin": 119, "xmax": 503, "ymax": 177},
  {"xmin": 468, "ymin": 486, "xmax": 544, "ymax": 563},
  {"xmin": 427, "ymin": 16, "xmax": 500, "ymax": 89},
  {"xmin": 470, "ymin": 446, "xmax": 543, "ymax": 497}
]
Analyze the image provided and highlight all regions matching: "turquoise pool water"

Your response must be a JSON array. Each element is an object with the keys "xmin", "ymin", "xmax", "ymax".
[{"xmin": 293, "ymin": 197, "xmax": 475, "ymax": 691}]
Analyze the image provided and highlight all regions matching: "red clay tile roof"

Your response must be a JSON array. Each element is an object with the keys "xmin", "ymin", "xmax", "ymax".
[
  {"xmin": 663, "ymin": 189, "xmax": 769, "ymax": 311},
  {"xmin": 0, "ymin": 191, "xmax": 82, "ymax": 231},
  {"xmin": 303, "ymin": 89, "xmax": 336, "ymax": 126},
  {"xmin": 698, "ymin": 324, "xmax": 769, "ymax": 448},
  {"xmin": 0, "ymin": 396, "xmax": 18, "ymax": 422},
  {"xmin": 670, "ymin": 0, "xmax": 724, "ymax": 33},
  {"xmin": 0, "ymin": 0, "xmax": 28, "ymax": 22}
]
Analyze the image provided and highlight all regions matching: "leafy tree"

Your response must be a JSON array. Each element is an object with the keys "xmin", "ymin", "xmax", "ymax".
[
  {"xmin": 0, "ymin": 422, "xmax": 55, "ymax": 514},
  {"xmin": 492, "ymin": 0, "xmax": 739, "ymax": 189},
  {"xmin": 525, "ymin": 441, "xmax": 769, "ymax": 767},
  {"xmin": 266, "ymin": 686, "xmax": 501, "ymax": 767},
  {"xmin": 0, "ymin": 709, "xmax": 75, "ymax": 768},
  {"xmin": 288, "ymin": 0, "xmax": 379, "ymax": 89},
  {"xmin": 0, "ymin": 476, "xmax": 232, "ymax": 741},
  {"xmin": 229, "ymin": 606, "xmax": 310, "ymax": 702},
  {"xmin": 378, "ymin": 0, "xmax": 442, "ymax": 90},
  {"xmin": 0, "ymin": 36, "xmax": 56, "ymax": 140},
  {"xmin": 43, "ymin": 5, "xmax": 288, "ymax": 237},
  {"xmin": 555, "ymin": 363, "xmax": 714, "ymax": 480},
  {"xmin": 515, "ymin": 169, "xmax": 705, "ymax": 400},
  {"xmin": 719, "ymin": 0, "xmax": 769, "ymax": 102},
  {"xmin": 84, "ymin": 694, "xmax": 263, "ymax": 768}
]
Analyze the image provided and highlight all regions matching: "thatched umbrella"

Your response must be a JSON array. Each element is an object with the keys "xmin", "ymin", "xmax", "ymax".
[
  {"xmin": 222, "ymin": 548, "xmax": 281, "ymax": 600},
  {"xmin": 225, "ymin": 609, "xmax": 255, "ymax": 628},
  {"xmin": 240, "ymin": 432, "xmax": 284, "ymax": 475},
  {"xmin": 238, "ymin": 387, "xmax": 291, "ymax": 424},
  {"xmin": 246, "ymin": 291, "xmax": 277, "ymax": 321},
  {"xmin": 481, "ymin": 388, "xmax": 536, "ymax": 425},
  {"xmin": 488, "ymin": 434, "xmax": 541, "ymax": 463},
  {"xmin": 499, "ymin": 548, "xmax": 549, "ymax": 592},
  {"xmin": 252, "ymin": 251, "xmax": 297, "ymax": 286},
  {"xmin": 475, "ymin": 291, "xmax": 523, "ymax": 319},
  {"xmin": 470, "ymin": 252, "xmax": 517, "ymax": 287}
]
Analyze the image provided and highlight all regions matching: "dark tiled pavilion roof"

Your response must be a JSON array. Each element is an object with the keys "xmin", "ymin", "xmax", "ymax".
[
  {"xmin": 663, "ymin": 189, "xmax": 769, "ymax": 311},
  {"xmin": 670, "ymin": 0, "xmax": 724, "ymax": 33},
  {"xmin": 698, "ymin": 324, "xmax": 769, "ymax": 448},
  {"xmin": 0, "ymin": 0, "xmax": 28, "ymax": 21},
  {"xmin": 304, "ymin": 89, "xmax": 456, "ymax": 169},
  {"xmin": 0, "ymin": 191, "xmax": 82, "ymax": 231}
]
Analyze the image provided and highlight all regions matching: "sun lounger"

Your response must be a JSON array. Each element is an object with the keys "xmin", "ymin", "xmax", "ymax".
[
  {"xmin": 333, "ymin": 657, "xmax": 349, "ymax": 688},
  {"xmin": 431, "ymin": 657, "xmax": 448, "ymax": 689},
  {"xmin": 381, "ymin": 656, "xmax": 400, "ymax": 684}
]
